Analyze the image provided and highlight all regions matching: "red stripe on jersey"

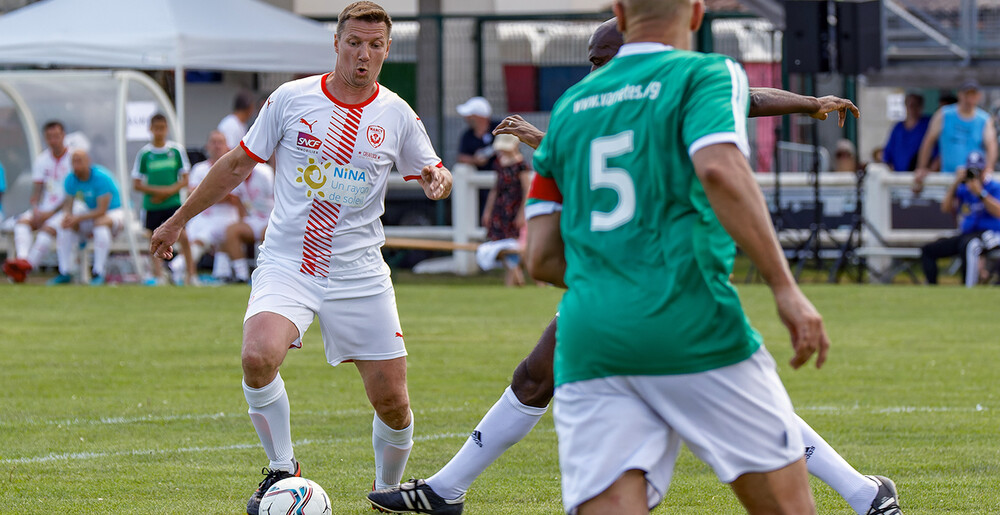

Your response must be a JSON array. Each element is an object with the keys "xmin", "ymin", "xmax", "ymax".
[
  {"xmin": 527, "ymin": 174, "xmax": 563, "ymax": 204},
  {"xmin": 403, "ymin": 175, "xmax": 421, "ymax": 181},
  {"xmin": 300, "ymin": 199, "xmax": 341, "ymax": 277},
  {"xmin": 241, "ymin": 142, "xmax": 266, "ymax": 163}
]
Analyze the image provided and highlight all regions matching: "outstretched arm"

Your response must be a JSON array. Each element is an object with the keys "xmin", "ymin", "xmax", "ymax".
[{"xmin": 749, "ymin": 88, "xmax": 860, "ymax": 127}]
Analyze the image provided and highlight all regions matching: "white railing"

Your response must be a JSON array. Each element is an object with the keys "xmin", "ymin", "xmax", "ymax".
[{"xmin": 388, "ymin": 163, "xmax": 960, "ymax": 277}]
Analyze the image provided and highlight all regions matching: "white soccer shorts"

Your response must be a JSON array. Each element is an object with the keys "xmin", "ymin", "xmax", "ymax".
[
  {"xmin": 243, "ymin": 262, "xmax": 407, "ymax": 365},
  {"xmin": 553, "ymin": 346, "xmax": 802, "ymax": 514},
  {"xmin": 245, "ymin": 215, "xmax": 269, "ymax": 241},
  {"xmin": 186, "ymin": 213, "xmax": 233, "ymax": 247}
]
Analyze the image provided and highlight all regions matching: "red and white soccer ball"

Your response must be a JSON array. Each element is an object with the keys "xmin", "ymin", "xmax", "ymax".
[{"xmin": 259, "ymin": 477, "xmax": 332, "ymax": 515}]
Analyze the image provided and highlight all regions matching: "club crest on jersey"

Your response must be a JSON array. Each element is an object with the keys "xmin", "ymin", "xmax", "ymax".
[
  {"xmin": 367, "ymin": 125, "xmax": 385, "ymax": 148},
  {"xmin": 296, "ymin": 131, "xmax": 322, "ymax": 153}
]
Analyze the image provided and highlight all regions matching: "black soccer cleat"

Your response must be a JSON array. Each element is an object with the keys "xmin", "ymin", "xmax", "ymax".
[
  {"xmin": 246, "ymin": 461, "xmax": 301, "ymax": 515},
  {"xmin": 367, "ymin": 479, "xmax": 465, "ymax": 514},
  {"xmin": 866, "ymin": 475, "xmax": 903, "ymax": 515}
]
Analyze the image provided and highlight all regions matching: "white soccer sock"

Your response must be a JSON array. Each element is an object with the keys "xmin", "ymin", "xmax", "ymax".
[
  {"xmin": 426, "ymin": 386, "xmax": 547, "ymax": 500},
  {"xmin": 797, "ymin": 414, "xmax": 878, "ymax": 515},
  {"xmin": 233, "ymin": 258, "xmax": 250, "ymax": 281},
  {"xmin": 14, "ymin": 223, "xmax": 32, "ymax": 260},
  {"xmin": 373, "ymin": 412, "xmax": 414, "ymax": 490},
  {"xmin": 55, "ymin": 229, "xmax": 76, "ymax": 275},
  {"xmin": 170, "ymin": 255, "xmax": 186, "ymax": 284},
  {"xmin": 213, "ymin": 252, "xmax": 233, "ymax": 279},
  {"xmin": 27, "ymin": 230, "xmax": 54, "ymax": 268},
  {"xmin": 243, "ymin": 373, "xmax": 296, "ymax": 472},
  {"xmin": 92, "ymin": 226, "xmax": 112, "ymax": 277}
]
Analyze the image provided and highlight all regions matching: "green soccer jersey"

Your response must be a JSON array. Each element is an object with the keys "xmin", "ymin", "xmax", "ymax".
[
  {"xmin": 532, "ymin": 43, "xmax": 763, "ymax": 386},
  {"xmin": 131, "ymin": 142, "xmax": 190, "ymax": 211}
]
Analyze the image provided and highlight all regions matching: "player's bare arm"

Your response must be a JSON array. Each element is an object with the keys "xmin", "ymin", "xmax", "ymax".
[
  {"xmin": 492, "ymin": 115, "xmax": 545, "ymax": 149},
  {"xmin": 150, "ymin": 147, "xmax": 255, "ymax": 259},
  {"xmin": 749, "ymin": 88, "xmax": 860, "ymax": 127},
  {"xmin": 984, "ymin": 120, "xmax": 997, "ymax": 172},
  {"xmin": 418, "ymin": 164, "xmax": 452, "ymax": 200},
  {"xmin": 65, "ymin": 194, "xmax": 111, "ymax": 228},
  {"xmin": 692, "ymin": 143, "xmax": 829, "ymax": 369},
  {"xmin": 525, "ymin": 212, "xmax": 566, "ymax": 288}
]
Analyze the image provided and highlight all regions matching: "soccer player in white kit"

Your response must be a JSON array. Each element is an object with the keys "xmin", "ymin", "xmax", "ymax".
[
  {"xmin": 148, "ymin": 3, "xmax": 452, "ymax": 514},
  {"xmin": 3, "ymin": 121, "xmax": 75, "ymax": 283}
]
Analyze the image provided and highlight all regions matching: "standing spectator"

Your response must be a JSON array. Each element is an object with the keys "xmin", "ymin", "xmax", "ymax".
[
  {"xmin": 220, "ymin": 163, "xmax": 274, "ymax": 283},
  {"xmin": 480, "ymin": 133, "xmax": 531, "ymax": 286},
  {"xmin": 921, "ymin": 151, "xmax": 1000, "ymax": 285},
  {"xmin": 3, "ymin": 120, "xmax": 74, "ymax": 283},
  {"xmin": 834, "ymin": 139, "xmax": 861, "ymax": 172},
  {"xmin": 883, "ymin": 93, "xmax": 930, "ymax": 171},
  {"xmin": 456, "ymin": 96, "xmax": 500, "ymax": 170},
  {"xmin": 914, "ymin": 80, "xmax": 997, "ymax": 193},
  {"xmin": 49, "ymin": 149, "xmax": 125, "ymax": 285},
  {"xmin": 132, "ymin": 113, "xmax": 195, "ymax": 285},
  {"xmin": 218, "ymin": 91, "xmax": 255, "ymax": 149}
]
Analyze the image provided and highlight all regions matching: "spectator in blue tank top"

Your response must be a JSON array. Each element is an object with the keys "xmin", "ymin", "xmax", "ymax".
[
  {"xmin": 883, "ymin": 93, "xmax": 931, "ymax": 172},
  {"xmin": 914, "ymin": 80, "xmax": 997, "ymax": 193}
]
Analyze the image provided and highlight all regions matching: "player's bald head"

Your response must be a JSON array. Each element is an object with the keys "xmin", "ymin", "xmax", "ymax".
[
  {"xmin": 617, "ymin": 0, "xmax": 691, "ymax": 20},
  {"xmin": 588, "ymin": 18, "xmax": 624, "ymax": 71},
  {"xmin": 612, "ymin": 0, "xmax": 703, "ymax": 46}
]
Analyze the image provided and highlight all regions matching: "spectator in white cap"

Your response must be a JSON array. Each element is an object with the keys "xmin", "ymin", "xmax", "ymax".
[{"xmin": 456, "ymin": 96, "xmax": 501, "ymax": 169}]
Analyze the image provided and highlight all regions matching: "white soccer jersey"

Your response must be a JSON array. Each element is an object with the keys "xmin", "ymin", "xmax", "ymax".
[
  {"xmin": 188, "ymin": 160, "xmax": 240, "ymax": 221},
  {"xmin": 242, "ymin": 74, "xmax": 441, "ymax": 277},
  {"xmin": 234, "ymin": 163, "xmax": 275, "ymax": 222},
  {"xmin": 31, "ymin": 148, "xmax": 72, "ymax": 212}
]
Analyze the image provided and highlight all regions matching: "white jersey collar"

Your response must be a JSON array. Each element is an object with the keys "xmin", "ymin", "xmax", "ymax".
[{"xmin": 615, "ymin": 42, "xmax": 674, "ymax": 59}]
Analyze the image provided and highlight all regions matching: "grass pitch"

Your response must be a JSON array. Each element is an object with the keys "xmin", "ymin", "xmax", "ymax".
[{"xmin": 1, "ymin": 275, "xmax": 997, "ymax": 513}]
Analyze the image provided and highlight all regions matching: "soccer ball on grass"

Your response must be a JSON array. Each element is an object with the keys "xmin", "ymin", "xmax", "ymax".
[{"xmin": 258, "ymin": 477, "xmax": 332, "ymax": 515}]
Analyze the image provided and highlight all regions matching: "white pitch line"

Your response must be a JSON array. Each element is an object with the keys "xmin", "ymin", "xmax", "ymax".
[
  {"xmin": 798, "ymin": 405, "xmax": 989, "ymax": 414},
  {"xmin": 5, "ymin": 405, "xmax": 472, "ymax": 428},
  {"xmin": 0, "ymin": 428, "xmax": 562, "ymax": 465}
]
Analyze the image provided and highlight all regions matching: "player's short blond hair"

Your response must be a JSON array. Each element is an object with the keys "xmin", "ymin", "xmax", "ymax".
[{"xmin": 337, "ymin": 1, "xmax": 392, "ymax": 38}]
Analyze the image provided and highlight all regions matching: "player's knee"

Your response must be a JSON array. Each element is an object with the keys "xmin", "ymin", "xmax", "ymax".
[
  {"xmin": 510, "ymin": 360, "xmax": 554, "ymax": 408},
  {"xmin": 241, "ymin": 340, "xmax": 282, "ymax": 379},
  {"xmin": 370, "ymin": 392, "xmax": 410, "ymax": 427}
]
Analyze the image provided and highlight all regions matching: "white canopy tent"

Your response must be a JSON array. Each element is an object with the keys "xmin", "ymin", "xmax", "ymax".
[{"xmin": 0, "ymin": 0, "xmax": 336, "ymax": 144}]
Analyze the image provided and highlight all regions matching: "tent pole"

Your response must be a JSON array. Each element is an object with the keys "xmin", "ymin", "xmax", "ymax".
[
  {"xmin": 174, "ymin": 63, "xmax": 185, "ymax": 146},
  {"xmin": 115, "ymin": 74, "xmax": 148, "ymax": 281}
]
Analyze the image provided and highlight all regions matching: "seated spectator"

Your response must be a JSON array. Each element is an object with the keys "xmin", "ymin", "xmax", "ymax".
[
  {"xmin": 49, "ymin": 149, "xmax": 125, "ymax": 285},
  {"xmin": 175, "ymin": 130, "xmax": 242, "ymax": 283},
  {"xmin": 883, "ymin": 93, "xmax": 931, "ymax": 171},
  {"xmin": 456, "ymin": 96, "xmax": 501, "ymax": 170},
  {"xmin": 921, "ymin": 151, "xmax": 1000, "ymax": 286},
  {"xmin": 218, "ymin": 163, "xmax": 274, "ymax": 283},
  {"xmin": 3, "ymin": 120, "xmax": 74, "ymax": 283}
]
